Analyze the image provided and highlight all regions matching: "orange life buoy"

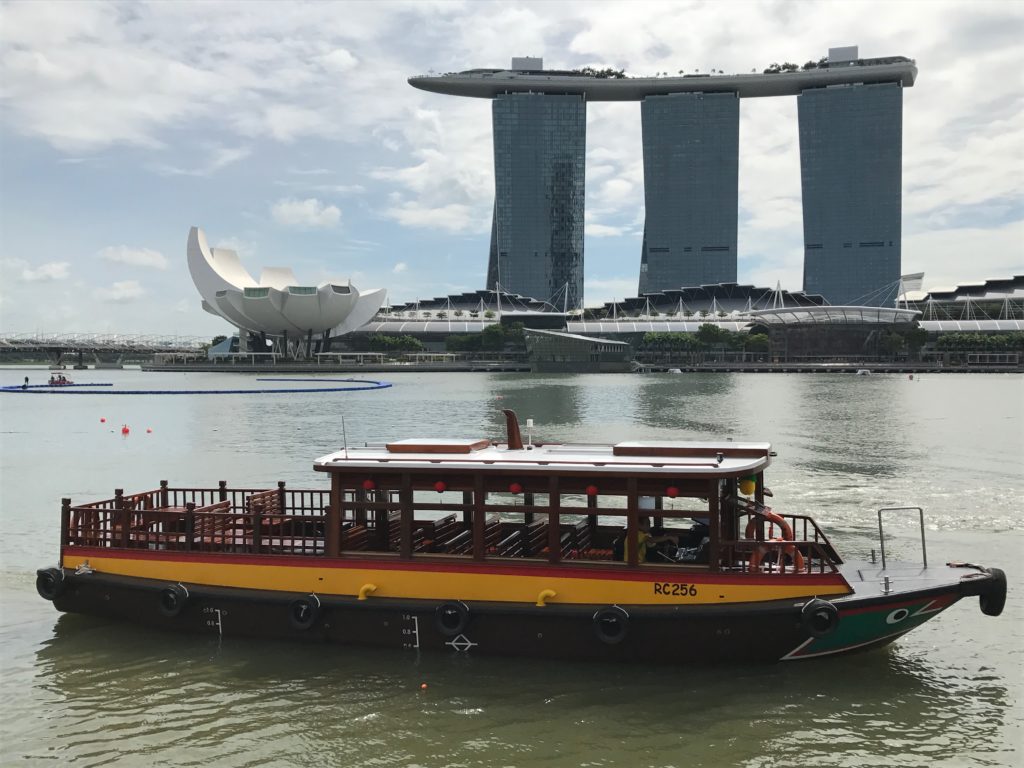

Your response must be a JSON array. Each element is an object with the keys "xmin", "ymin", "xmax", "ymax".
[{"xmin": 746, "ymin": 510, "xmax": 805, "ymax": 571}]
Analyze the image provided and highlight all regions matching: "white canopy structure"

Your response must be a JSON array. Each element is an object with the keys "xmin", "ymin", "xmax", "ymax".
[{"xmin": 187, "ymin": 227, "xmax": 385, "ymax": 338}]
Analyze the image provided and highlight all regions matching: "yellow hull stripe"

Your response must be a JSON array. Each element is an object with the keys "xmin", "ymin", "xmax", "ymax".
[{"xmin": 65, "ymin": 553, "xmax": 851, "ymax": 606}]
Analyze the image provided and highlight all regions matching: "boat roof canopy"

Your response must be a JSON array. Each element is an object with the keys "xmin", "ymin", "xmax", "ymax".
[{"xmin": 315, "ymin": 440, "xmax": 772, "ymax": 477}]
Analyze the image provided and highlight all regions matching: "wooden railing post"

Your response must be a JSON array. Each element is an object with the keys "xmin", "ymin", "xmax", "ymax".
[
  {"xmin": 251, "ymin": 510, "xmax": 262, "ymax": 555},
  {"xmin": 60, "ymin": 498, "xmax": 71, "ymax": 550},
  {"xmin": 547, "ymin": 476, "xmax": 561, "ymax": 564},
  {"xmin": 159, "ymin": 480, "xmax": 169, "ymax": 508},
  {"xmin": 626, "ymin": 478, "xmax": 638, "ymax": 566},
  {"xmin": 277, "ymin": 481, "xmax": 287, "ymax": 513},
  {"xmin": 472, "ymin": 475, "xmax": 485, "ymax": 561},
  {"xmin": 218, "ymin": 480, "xmax": 228, "ymax": 503},
  {"xmin": 326, "ymin": 475, "xmax": 341, "ymax": 558},
  {"xmin": 399, "ymin": 474, "xmax": 413, "ymax": 560},
  {"xmin": 184, "ymin": 502, "xmax": 196, "ymax": 552},
  {"xmin": 115, "ymin": 489, "xmax": 130, "ymax": 549},
  {"xmin": 587, "ymin": 494, "xmax": 598, "ymax": 533}
]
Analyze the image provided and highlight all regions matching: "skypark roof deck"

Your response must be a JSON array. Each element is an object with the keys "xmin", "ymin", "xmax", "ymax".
[{"xmin": 409, "ymin": 58, "xmax": 917, "ymax": 101}]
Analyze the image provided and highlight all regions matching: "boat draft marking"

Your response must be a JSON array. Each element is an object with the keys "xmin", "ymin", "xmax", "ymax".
[{"xmin": 445, "ymin": 634, "xmax": 478, "ymax": 653}]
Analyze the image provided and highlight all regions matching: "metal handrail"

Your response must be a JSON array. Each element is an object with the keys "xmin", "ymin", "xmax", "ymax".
[{"xmin": 877, "ymin": 506, "xmax": 927, "ymax": 569}]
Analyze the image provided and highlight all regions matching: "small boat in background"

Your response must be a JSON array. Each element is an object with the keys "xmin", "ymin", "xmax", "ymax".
[{"xmin": 855, "ymin": 369, "xmax": 871, "ymax": 376}]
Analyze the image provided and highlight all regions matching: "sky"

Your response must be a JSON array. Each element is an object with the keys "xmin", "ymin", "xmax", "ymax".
[{"xmin": 0, "ymin": 0, "xmax": 1021, "ymax": 337}]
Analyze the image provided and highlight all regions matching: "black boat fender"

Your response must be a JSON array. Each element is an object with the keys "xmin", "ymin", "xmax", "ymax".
[
  {"xmin": 36, "ymin": 568, "xmax": 65, "ymax": 601},
  {"xmin": 801, "ymin": 598, "xmax": 840, "ymax": 638},
  {"xmin": 593, "ymin": 605, "xmax": 630, "ymax": 645},
  {"xmin": 159, "ymin": 583, "xmax": 190, "ymax": 617},
  {"xmin": 434, "ymin": 601, "xmax": 471, "ymax": 637},
  {"xmin": 289, "ymin": 594, "xmax": 322, "ymax": 630},
  {"xmin": 980, "ymin": 568, "xmax": 1007, "ymax": 617}
]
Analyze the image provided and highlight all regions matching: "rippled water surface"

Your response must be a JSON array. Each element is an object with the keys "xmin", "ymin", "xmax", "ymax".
[{"xmin": 1, "ymin": 369, "xmax": 1021, "ymax": 766}]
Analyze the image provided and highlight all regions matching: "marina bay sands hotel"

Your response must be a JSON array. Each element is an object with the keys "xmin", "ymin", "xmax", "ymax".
[{"xmin": 409, "ymin": 46, "xmax": 916, "ymax": 309}]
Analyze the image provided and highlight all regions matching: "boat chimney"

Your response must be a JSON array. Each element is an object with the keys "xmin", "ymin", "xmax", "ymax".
[{"xmin": 502, "ymin": 409, "xmax": 524, "ymax": 450}]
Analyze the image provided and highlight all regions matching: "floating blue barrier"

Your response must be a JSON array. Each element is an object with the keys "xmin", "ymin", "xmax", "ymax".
[{"xmin": 0, "ymin": 380, "xmax": 391, "ymax": 395}]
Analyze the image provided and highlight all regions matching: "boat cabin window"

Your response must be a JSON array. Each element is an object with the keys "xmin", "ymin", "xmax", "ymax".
[{"xmin": 326, "ymin": 472, "xmax": 719, "ymax": 568}]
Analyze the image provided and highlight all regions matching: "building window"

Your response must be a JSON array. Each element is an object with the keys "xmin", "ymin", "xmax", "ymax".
[{"xmin": 858, "ymin": 242, "xmax": 884, "ymax": 247}]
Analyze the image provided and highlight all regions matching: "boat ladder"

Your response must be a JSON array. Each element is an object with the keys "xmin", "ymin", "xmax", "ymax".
[{"xmin": 876, "ymin": 506, "xmax": 928, "ymax": 570}]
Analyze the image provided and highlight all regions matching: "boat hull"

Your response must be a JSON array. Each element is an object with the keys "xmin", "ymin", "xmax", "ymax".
[{"xmin": 41, "ymin": 568, "xmax": 998, "ymax": 664}]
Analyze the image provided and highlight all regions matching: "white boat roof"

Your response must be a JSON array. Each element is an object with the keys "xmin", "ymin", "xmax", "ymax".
[{"xmin": 315, "ymin": 439, "xmax": 772, "ymax": 476}]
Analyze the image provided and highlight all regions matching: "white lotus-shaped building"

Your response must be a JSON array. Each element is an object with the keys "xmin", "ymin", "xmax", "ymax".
[{"xmin": 187, "ymin": 226, "xmax": 385, "ymax": 338}]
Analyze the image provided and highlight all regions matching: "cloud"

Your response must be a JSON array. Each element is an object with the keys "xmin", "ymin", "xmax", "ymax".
[
  {"xmin": 4, "ymin": 259, "xmax": 71, "ymax": 282},
  {"xmin": 381, "ymin": 200, "xmax": 485, "ymax": 234},
  {"xmin": 98, "ymin": 245, "xmax": 168, "ymax": 270},
  {"xmin": 152, "ymin": 145, "xmax": 251, "ymax": 176},
  {"xmin": 94, "ymin": 280, "xmax": 145, "ymax": 302},
  {"xmin": 270, "ymin": 197, "xmax": 341, "ymax": 228},
  {"xmin": 584, "ymin": 276, "xmax": 640, "ymax": 305},
  {"xmin": 319, "ymin": 48, "xmax": 359, "ymax": 73},
  {"xmin": 393, "ymin": 262, "xmax": 408, "ymax": 273}
]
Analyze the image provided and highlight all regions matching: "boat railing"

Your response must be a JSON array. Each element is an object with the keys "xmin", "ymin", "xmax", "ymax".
[
  {"xmin": 719, "ymin": 539, "xmax": 840, "ymax": 575},
  {"xmin": 877, "ymin": 506, "xmax": 927, "ymax": 569}
]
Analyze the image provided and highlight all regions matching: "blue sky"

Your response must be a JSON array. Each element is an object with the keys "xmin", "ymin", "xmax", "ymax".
[{"xmin": 1, "ymin": 0, "xmax": 1021, "ymax": 337}]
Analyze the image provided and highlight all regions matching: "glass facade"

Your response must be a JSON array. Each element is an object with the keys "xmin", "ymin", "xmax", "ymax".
[
  {"xmin": 638, "ymin": 92, "xmax": 739, "ymax": 295},
  {"xmin": 487, "ymin": 93, "xmax": 586, "ymax": 310},
  {"xmin": 798, "ymin": 82, "xmax": 903, "ymax": 306}
]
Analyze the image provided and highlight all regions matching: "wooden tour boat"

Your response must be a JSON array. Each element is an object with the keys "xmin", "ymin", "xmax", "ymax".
[{"xmin": 38, "ymin": 411, "xmax": 1006, "ymax": 663}]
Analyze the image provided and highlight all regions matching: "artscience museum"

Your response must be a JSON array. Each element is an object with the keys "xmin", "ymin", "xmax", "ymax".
[{"xmin": 187, "ymin": 226, "xmax": 385, "ymax": 357}]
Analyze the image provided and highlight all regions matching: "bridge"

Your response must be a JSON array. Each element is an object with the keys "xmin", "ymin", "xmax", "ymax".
[{"xmin": 0, "ymin": 333, "xmax": 208, "ymax": 368}]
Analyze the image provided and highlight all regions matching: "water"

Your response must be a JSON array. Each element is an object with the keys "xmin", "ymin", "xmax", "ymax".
[{"xmin": 1, "ymin": 368, "xmax": 1021, "ymax": 766}]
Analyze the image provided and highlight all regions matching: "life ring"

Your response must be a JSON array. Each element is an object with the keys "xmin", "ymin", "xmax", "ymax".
[
  {"xmin": 289, "ymin": 594, "xmax": 322, "ymax": 630},
  {"xmin": 159, "ymin": 583, "xmax": 190, "ymax": 617},
  {"xmin": 801, "ymin": 598, "xmax": 840, "ymax": 638},
  {"xmin": 36, "ymin": 568, "xmax": 66, "ymax": 601},
  {"xmin": 592, "ymin": 605, "xmax": 630, "ymax": 645},
  {"xmin": 749, "ymin": 540, "xmax": 806, "ymax": 571},
  {"xmin": 980, "ymin": 568, "xmax": 1006, "ymax": 617},
  {"xmin": 746, "ymin": 511, "xmax": 805, "ymax": 571},
  {"xmin": 434, "ymin": 601, "xmax": 470, "ymax": 637},
  {"xmin": 745, "ymin": 509, "xmax": 793, "ymax": 540}
]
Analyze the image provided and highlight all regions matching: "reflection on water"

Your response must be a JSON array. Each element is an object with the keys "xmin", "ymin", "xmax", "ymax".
[
  {"xmin": 23, "ymin": 613, "xmax": 1013, "ymax": 768},
  {"xmin": 2, "ymin": 368, "xmax": 1022, "ymax": 766}
]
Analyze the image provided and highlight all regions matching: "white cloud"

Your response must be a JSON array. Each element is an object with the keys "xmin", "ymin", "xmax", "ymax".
[
  {"xmin": 584, "ymin": 276, "xmax": 639, "ymax": 306},
  {"xmin": 381, "ymin": 201, "xmax": 484, "ymax": 234},
  {"xmin": 94, "ymin": 280, "xmax": 145, "ymax": 302},
  {"xmin": 152, "ymin": 145, "xmax": 251, "ymax": 177},
  {"xmin": 271, "ymin": 198, "xmax": 341, "ymax": 228},
  {"xmin": 98, "ymin": 245, "xmax": 168, "ymax": 270},
  {"xmin": 5, "ymin": 259, "xmax": 72, "ymax": 282},
  {"xmin": 320, "ymin": 48, "xmax": 359, "ymax": 73},
  {"xmin": 393, "ymin": 262, "xmax": 408, "ymax": 273}
]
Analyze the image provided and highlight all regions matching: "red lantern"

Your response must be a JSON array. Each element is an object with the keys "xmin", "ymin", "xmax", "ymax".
[
  {"xmin": 434, "ymin": 480, "xmax": 447, "ymax": 493},
  {"xmin": 585, "ymin": 484, "xmax": 599, "ymax": 497},
  {"xmin": 509, "ymin": 482, "xmax": 523, "ymax": 495},
  {"xmin": 362, "ymin": 479, "xmax": 376, "ymax": 491},
  {"xmin": 666, "ymin": 485, "xmax": 680, "ymax": 498}
]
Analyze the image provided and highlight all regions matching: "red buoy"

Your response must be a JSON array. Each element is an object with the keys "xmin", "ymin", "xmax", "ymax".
[
  {"xmin": 121, "ymin": 425, "xmax": 130, "ymax": 435},
  {"xmin": 100, "ymin": 417, "xmax": 106, "ymax": 423},
  {"xmin": 433, "ymin": 481, "xmax": 447, "ymax": 493},
  {"xmin": 509, "ymin": 482, "xmax": 523, "ymax": 495},
  {"xmin": 585, "ymin": 484, "xmax": 599, "ymax": 497},
  {"xmin": 146, "ymin": 428, "xmax": 153, "ymax": 434},
  {"xmin": 666, "ymin": 486, "xmax": 680, "ymax": 498},
  {"xmin": 362, "ymin": 479, "xmax": 376, "ymax": 491}
]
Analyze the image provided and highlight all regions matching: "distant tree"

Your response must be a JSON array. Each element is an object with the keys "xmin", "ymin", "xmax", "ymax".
[
  {"xmin": 368, "ymin": 334, "xmax": 423, "ymax": 353},
  {"xmin": 436, "ymin": 311, "xmax": 447, "ymax": 319},
  {"xmin": 210, "ymin": 335, "xmax": 227, "ymax": 346},
  {"xmin": 454, "ymin": 309, "xmax": 464, "ymax": 318},
  {"xmin": 745, "ymin": 333, "xmax": 770, "ymax": 353},
  {"xmin": 483, "ymin": 309, "xmax": 496, "ymax": 319}
]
